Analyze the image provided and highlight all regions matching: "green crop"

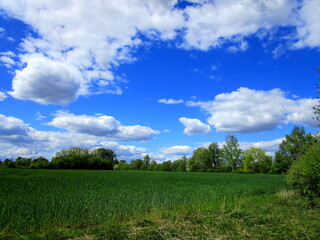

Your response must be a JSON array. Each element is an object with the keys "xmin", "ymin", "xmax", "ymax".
[{"xmin": 0, "ymin": 169, "xmax": 285, "ymax": 235}]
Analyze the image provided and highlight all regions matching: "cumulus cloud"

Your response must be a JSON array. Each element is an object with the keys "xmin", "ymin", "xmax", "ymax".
[
  {"xmin": 295, "ymin": 0, "xmax": 320, "ymax": 48},
  {"xmin": 160, "ymin": 145, "xmax": 193, "ymax": 155},
  {"xmin": 1, "ymin": 0, "xmax": 319, "ymax": 105},
  {"xmin": 182, "ymin": 0, "xmax": 297, "ymax": 50},
  {"xmin": 0, "ymin": 0, "xmax": 184, "ymax": 105},
  {"xmin": 187, "ymin": 87, "xmax": 318, "ymax": 133},
  {"xmin": 158, "ymin": 98, "xmax": 184, "ymax": 104},
  {"xmin": 47, "ymin": 111, "xmax": 159, "ymax": 141},
  {"xmin": 0, "ymin": 113, "xmax": 157, "ymax": 160},
  {"xmin": 0, "ymin": 114, "xmax": 35, "ymax": 144},
  {"xmin": 179, "ymin": 117, "xmax": 212, "ymax": 135},
  {"xmin": 9, "ymin": 57, "xmax": 83, "ymax": 105}
]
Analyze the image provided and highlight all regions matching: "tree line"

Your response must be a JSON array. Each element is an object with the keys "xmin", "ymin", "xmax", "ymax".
[{"xmin": 1, "ymin": 126, "xmax": 318, "ymax": 174}]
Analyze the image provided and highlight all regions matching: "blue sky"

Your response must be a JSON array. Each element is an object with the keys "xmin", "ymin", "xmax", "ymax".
[{"xmin": 0, "ymin": 0, "xmax": 319, "ymax": 161}]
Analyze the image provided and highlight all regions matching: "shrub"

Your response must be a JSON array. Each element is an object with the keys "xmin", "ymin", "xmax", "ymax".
[{"xmin": 287, "ymin": 143, "xmax": 320, "ymax": 200}]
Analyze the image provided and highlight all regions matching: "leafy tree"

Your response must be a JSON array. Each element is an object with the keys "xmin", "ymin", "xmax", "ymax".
[
  {"xmin": 176, "ymin": 156, "xmax": 188, "ymax": 172},
  {"xmin": 273, "ymin": 126, "xmax": 319, "ymax": 173},
  {"xmin": 243, "ymin": 148, "xmax": 272, "ymax": 173},
  {"xmin": 55, "ymin": 147, "xmax": 89, "ymax": 157},
  {"xmin": 208, "ymin": 142, "xmax": 221, "ymax": 169},
  {"xmin": 131, "ymin": 159, "xmax": 143, "ymax": 170},
  {"xmin": 287, "ymin": 143, "xmax": 320, "ymax": 204},
  {"xmin": 313, "ymin": 68, "xmax": 320, "ymax": 125},
  {"xmin": 15, "ymin": 156, "xmax": 31, "ymax": 168},
  {"xmin": 143, "ymin": 154, "xmax": 150, "ymax": 168},
  {"xmin": 91, "ymin": 148, "xmax": 116, "ymax": 161},
  {"xmin": 221, "ymin": 135, "xmax": 242, "ymax": 171},
  {"xmin": 30, "ymin": 157, "xmax": 49, "ymax": 169},
  {"xmin": 2, "ymin": 159, "xmax": 15, "ymax": 168},
  {"xmin": 147, "ymin": 160, "xmax": 158, "ymax": 171},
  {"xmin": 187, "ymin": 147, "xmax": 214, "ymax": 172},
  {"xmin": 159, "ymin": 161, "xmax": 172, "ymax": 171}
]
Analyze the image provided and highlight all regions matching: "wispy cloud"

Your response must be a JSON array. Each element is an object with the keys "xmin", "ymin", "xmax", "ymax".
[{"xmin": 158, "ymin": 98, "xmax": 184, "ymax": 104}]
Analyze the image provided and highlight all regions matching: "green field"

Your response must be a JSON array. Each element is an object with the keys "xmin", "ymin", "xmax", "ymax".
[{"xmin": 0, "ymin": 169, "xmax": 319, "ymax": 239}]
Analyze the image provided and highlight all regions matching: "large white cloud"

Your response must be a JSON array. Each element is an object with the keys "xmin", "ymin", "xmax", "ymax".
[
  {"xmin": 187, "ymin": 87, "xmax": 318, "ymax": 133},
  {"xmin": 9, "ymin": 58, "xmax": 83, "ymax": 105},
  {"xmin": 1, "ymin": 0, "xmax": 319, "ymax": 105},
  {"xmin": 0, "ymin": 0, "xmax": 184, "ymax": 105},
  {"xmin": 179, "ymin": 117, "xmax": 211, "ymax": 135},
  {"xmin": 47, "ymin": 111, "xmax": 159, "ymax": 141}
]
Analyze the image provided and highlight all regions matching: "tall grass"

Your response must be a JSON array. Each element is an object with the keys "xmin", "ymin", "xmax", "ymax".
[{"xmin": 0, "ymin": 169, "xmax": 285, "ymax": 234}]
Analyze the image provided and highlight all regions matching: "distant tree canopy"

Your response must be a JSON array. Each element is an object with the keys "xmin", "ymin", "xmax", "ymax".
[
  {"xmin": 1, "ymin": 127, "xmax": 318, "ymax": 175},
  {"xmin": 51, "ymin": 147, "xmax": 117, "ymax": 169}
]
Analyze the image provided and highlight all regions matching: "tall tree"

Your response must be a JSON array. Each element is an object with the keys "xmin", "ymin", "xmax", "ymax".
[
  {"xmin": 243, "ymin": 147, "xmax": 272, "ymax": 173},
  {"xmin": 221, "ymin": 135, "xmax": 242, "ymax": 171},
  {"xmin": 143, "ymin": 154, "xmax": 151, "ymax": 169},
  {"xmin": 208, "ymin": 142, "xmax": 221, "ymax": 169},
  {"xmin": 273, "ymin": 126, "xmax": 319, "ymax": 173}
]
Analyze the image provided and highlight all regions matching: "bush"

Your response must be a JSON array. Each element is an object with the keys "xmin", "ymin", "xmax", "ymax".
[{"xmin": 287, "ymin": 143, "xmax": 320, "ymax": 200}]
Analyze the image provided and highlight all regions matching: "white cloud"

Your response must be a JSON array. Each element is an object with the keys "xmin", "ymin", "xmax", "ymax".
[
  {"xmin": 239, "ymin": 139, "xmax": 284, "ymax": 152},
  {"xmin": 0, "ymin": 91, "xmax": 7, "ymax": 101},
  {"xmin": 295, "ymin": 0, "xmax": 320, "ymax": 48},
  {"xmin": 9, "ymin": 57, "xmax": 83, "ymax": 106},
  {"xmin": 158, "ymin": 98, "xmax": 184, "ymax": 104},
  {"xmin": 0, "ymin": 0, "xmax": 184, "ymax": 105},
  {"xmin": 0, "ymin": 113, "xmax": 157, "ymax": 160},
  {"xmin": 160, "ymin": 145, "xmax": 193, "ymax": 155},
  {"xmin": 1, "ymin": 0, "xmax": 319, "ymax": 106},
  {"xmin": 0, "ymin": 56, "xmax": 15, "ymax": 67},
  {"xmin": 182, "ymin": 0, "xmax": 297, "ymax": 50},
  {"xmin": 179, "ymin": 117, "xmax": 212, "ymax": 135},
  {"xmin": 47, "ymin": 111, "xmax": 159, "ymax": 141},
  {"xmin": 187, "ymin": 87, "xmax": 318, "ymax": 133}
]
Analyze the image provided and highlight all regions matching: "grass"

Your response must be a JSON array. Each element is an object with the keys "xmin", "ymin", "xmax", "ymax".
[{"xmin": 0, "ymin": 169, "xmax": 319, "ymax": 239}]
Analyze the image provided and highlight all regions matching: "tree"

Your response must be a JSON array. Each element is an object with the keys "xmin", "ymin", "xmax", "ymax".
[
  {"xmin": 221, "ymin": 135, "xmax": 242, "ymax": 171},
  {"xmin": 30, "ymin": 157, "xmax": 49, "ymax": 169},
  {"xmin": 15, "ymin": 156, "xmax": 31, "ymax": 168},
  {"xmin": 208, "ymin": 142, "xmax": 221, "ymax": 169},
  {"xmin": 55, "ymin": 147, "xmax": 89, "ymax": 157},
  {"xmin": 273, "ymin": 126, "xmax": 319, "ymax": 173},
  {"xmin": 313, "ymin": 68, "xmax": 320, "ymax": 125},
  {"xmin": 159, "ymin": 161, "xmax": 172, "ymax": 171},
  {"xmin": 2, "ymin": 159, "xmax": 15, "ymax": 168},
  {"xmin": 131, "ymin": 159, "xmax": 143, "ymax": 170},
  {"xmin": 91, "ymin": 148, "xmax": 116, "ymax": 162},
  {"xmin": 142, "ymin": 154, "xmax": 151, "ymax": 170},
  {"xmin": 287, "ymin": 143, "xmax": 320, "ymax": 204},
  {"xmin": 243, "ymin": 148, "xmax": 272, "ymax": 173},
  {"xmin": 147, "ymin": 160, "xmax": 158, "ymax": 171}
]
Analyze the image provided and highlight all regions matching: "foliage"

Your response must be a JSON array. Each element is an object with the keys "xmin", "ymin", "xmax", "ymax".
[
  {"xmin": 287, "ymin": 143, "xmax": 320, "ymax": 200},
  {"xmin": 221, "ymin": 135, "xmax": 242, "ymax": 171},
  {"xmin": 52, "ymin": 147, "xmax": 117, "ymax": 169},
  {"xmin": 273, "ymin": 126, "xmax": 319, "ymax": 173},
  {"xmin": 243, "ymin": 147, "xmax": 272, "ymax": 173}
]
